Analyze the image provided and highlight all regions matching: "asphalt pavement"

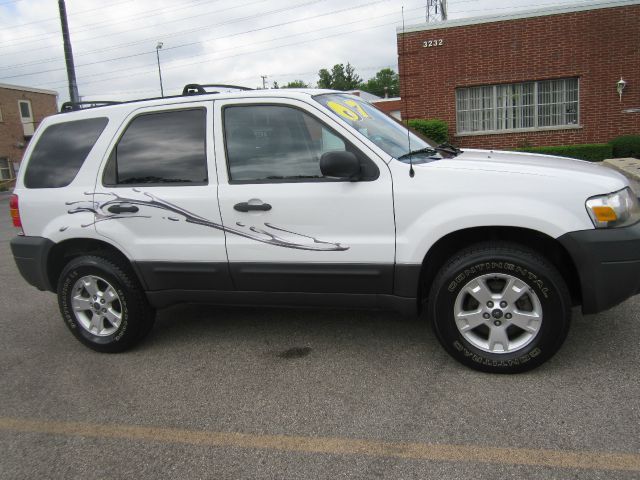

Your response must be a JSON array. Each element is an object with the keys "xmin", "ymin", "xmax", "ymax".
[{"xmin": 0, "ymin": 194, "xmax": 639, "ymax": 479}]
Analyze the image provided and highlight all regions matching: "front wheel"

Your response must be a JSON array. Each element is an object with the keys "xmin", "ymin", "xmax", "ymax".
[{"xmin": 428, "ymin": 243, "xmax": 571, "ymax": 373}]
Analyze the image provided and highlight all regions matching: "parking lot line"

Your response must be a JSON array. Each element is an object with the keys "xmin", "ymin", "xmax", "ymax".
[{"xmin": 1, "ymin": 416, "xmax": 639, "ymax": 472}]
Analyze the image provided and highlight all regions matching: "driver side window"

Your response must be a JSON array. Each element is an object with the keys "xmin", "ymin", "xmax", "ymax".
[{"xmin": 223, "ymin": 105, "xmax": 377, "ymax": 183}]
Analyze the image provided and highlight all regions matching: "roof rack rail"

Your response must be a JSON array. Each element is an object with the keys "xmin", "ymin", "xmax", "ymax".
[
  {"xmin": 182, "ymin": 83, "xmax": 253, "ymax": 96},
  {"xmin": 60, "ymin": 101, "xmax": 121, "ymax": 113}
]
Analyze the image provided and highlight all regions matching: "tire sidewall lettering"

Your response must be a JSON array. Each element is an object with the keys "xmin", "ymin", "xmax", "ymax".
[
  {"xmin": 453, "ymin": 340, "xmax": 542, "ymax": 367},
  {"xmin": 447, "ymin": 261, "xmax": 550, "ymax": 299},
  {"xmin": 60, "ymin": 270, "xmax": 79, "ymax": 330}
]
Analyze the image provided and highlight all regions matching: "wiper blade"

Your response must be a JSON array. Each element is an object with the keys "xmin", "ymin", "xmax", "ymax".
[
  {"xmin": 396, "ymin": 147, "xmax": 439, "ymax": 161},
  {"xmin": 435, "ymin": 142, "xmax": 462, "ymax": 156}
]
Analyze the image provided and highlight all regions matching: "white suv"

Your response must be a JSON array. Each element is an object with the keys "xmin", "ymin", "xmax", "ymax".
[{"xmin": 9, "ymin": 84, "xmax": 640, "ymax": 373}]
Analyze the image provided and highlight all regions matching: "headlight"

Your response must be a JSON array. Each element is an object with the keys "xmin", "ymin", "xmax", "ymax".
[{"xmin": 586, "ymin": 187, "xmax": 640, "ymax": 228}]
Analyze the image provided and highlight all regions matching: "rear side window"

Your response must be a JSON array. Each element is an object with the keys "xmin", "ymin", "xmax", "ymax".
[
  {"xmin": 103, "ymin": 109, "xmax": 207, "ymax": 186},
  {"xmin": 24, "ymin": 117, "xmax": 108, "ymax": 188}
]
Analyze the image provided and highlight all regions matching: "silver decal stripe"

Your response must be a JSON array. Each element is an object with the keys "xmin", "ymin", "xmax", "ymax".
[{"xmin": 66, "ymin": 190, "xmax": 349, "ymax": 252}]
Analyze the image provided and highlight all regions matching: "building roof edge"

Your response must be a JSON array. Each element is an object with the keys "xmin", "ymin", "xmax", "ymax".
[
  {"xmin": 397, "ymin": 0, "xmax": 640, "ymax": 34},
  {"xmin": 0, "ymin": 82, "xmax": 58, "ymax": 96}
]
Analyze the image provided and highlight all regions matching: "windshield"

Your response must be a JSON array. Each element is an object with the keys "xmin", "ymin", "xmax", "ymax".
[{"xmin": 314, "ymin": 93, "xmax": 438, "ymax": 162}]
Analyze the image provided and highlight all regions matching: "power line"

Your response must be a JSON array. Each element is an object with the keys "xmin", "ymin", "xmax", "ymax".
[
  {"xmin": 0, "ymin": 0, "xmax": 256, "ymax": 51},
  {"xmin": 0, "ymin": 0, "xmax": 133, "ymax": 33},
  {"xmin": 0, "ymin": 0, "xmax": 328, "ymax": 78},
  {"xmin": 41, "ymin": 12, "xmax": 422, "ymax": 91},
  {"xmin": 1, "ymin": 0, "xmax": 390, "ymax": 81},
  {"xmin": 18, "ymin": 0, "xmax": 268, "ymax": 62},
  {"xmin": 40, "ymin": 0, "xmax": 401, "ymax": 87},
  {"xmin": 1, "ymin": 0, "xmax": 268, "ymax": 70},
  {"xmin": 0, "ymin": 0, "xmax": 327, "ymax": 58}
]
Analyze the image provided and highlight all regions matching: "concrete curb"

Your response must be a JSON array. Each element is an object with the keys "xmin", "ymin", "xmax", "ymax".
[{"xmin": 603, "ymin": 158, "xmax": 640, "ymax": 182}]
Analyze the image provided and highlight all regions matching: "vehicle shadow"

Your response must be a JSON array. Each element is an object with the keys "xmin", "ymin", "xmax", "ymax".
[{"xmin": 139, "ymin": 299, "xmax": 639, "ymax": 375}]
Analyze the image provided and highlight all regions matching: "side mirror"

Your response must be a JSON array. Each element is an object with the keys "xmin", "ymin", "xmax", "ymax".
[{"xmin": 320, "ymin": 151, "xmax": 361, "ymax": 180}]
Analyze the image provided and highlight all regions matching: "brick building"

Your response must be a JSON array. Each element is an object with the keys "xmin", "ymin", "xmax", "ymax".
[
  {"xmin": 371, "ymin": 97, "xmax": 403, "ymax": 120},
  {"xmin": 397, "ymin": 0, "xmax": 640, "ymax": 149},
  {"xmin": 0, "ymin": 83, "xmax": 58, "ymax": 183}
]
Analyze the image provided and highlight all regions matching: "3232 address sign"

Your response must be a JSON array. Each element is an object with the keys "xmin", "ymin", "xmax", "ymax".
[{"xmin": 423, "ymin": 39, "xmax": 444, "ymax": 47}]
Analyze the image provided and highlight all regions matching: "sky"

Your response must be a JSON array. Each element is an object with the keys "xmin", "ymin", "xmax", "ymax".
[{"xmin": 0, "ymin": 0, "xmax": 601, "ymax": 104}]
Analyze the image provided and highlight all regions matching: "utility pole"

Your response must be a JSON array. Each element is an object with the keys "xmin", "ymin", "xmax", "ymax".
[
  {"xmin": 261, "ymin": 75, "xmax": 268, "ymax": 89},
  {"xmin": 58, "ymin": 0, "xmax": 79, "ymax": 105},
  {"xmin": 156, "ymin": 42, "xmax": 164, "ymax": 97}
]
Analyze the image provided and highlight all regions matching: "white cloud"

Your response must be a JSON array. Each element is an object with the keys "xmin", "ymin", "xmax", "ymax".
[{"xmin": 0, "ymin": 0, "xmax": 599, "ymax": 103}]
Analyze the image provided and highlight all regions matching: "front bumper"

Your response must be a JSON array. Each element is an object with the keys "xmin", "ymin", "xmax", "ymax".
[
  {"xmin": 10, "ymin": 236, "xmax": 55, "ymax": 292},
  {"xmin": 558, "ymin": 221, "xmax": 640, "ymax": 314}
]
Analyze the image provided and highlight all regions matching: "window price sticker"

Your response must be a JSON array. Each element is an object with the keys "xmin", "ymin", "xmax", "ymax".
[{"xmin": 326, "ymin": 100, "xmax": 371, "ymax": 122}]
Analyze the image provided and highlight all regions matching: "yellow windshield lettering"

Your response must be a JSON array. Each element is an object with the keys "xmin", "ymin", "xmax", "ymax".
[
  {"xmin": 344, "ymin": 99, "xmax": 371, "ymax": 119},
  {"xmin": 327, "ymin": 101, "xmax": 360, "ymax": 121}
]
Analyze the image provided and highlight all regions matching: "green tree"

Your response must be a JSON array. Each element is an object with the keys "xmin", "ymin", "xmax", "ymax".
[
  {"xmin": 282, "ymin": 80, "xmax": 309, "ymax": 88},
  {"xmin": 361, "ymin": 68, "xmax": 400, "ymax": 98},
  {"xmin": 316, "ymin": 63, "xmax": 362, "ymax": 90},
  {"xmin": 317, "ymin": 68, "xmax": 333, "ymax": 89}
]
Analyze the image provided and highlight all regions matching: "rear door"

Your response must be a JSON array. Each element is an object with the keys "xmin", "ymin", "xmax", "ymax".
[
  {"xmin": 93, "ymin": 101, "xmax": 231, "ymax": 292},
  {"xmin": 214, "ymin": 97, "xmax": 395, "ymax": 294}
]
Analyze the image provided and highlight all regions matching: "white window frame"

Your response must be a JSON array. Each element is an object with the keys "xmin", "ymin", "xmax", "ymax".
[
  {"xmin": 0, "ymin": 157, "xmax": 14, "ymax": 181},
  {"xmin": 456, "ymin": 78, "xmax": 580, "ymax": 136},
  {"xmin": 18, "ymin": 99, "xmax": 35, "ymax": 136},
  {"xmin": 18, "ymin": 99, "xmax": 33, "ymax": 120}
]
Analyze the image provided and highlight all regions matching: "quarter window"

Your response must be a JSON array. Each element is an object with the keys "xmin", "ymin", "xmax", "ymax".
[
  {"xmin": 456, "ymin": 78, "xmax": 579, "ymax": 134},
  {"xmin": 103, "ymin": 109, "xmax": 207, "ymax": 186},
  {"xmin": 24, "ymin": 117, "xmax": 109, "ymax": 188},
  {"xmin": 223, "ymin": 105, "xmax": 376, "ymax": 182}
]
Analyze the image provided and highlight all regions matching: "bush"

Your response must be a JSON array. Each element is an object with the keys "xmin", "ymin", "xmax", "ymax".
[
  {"xmin": 516, "ymin": 144, "xmax": 613, "ymax": 162},
  {"xmin": 407, "ymin": 119, "xmax": 449, "ymax": 144},
  {"xmin": 610, "ymin": 135, "xmax": 640, "ymax": 158}
]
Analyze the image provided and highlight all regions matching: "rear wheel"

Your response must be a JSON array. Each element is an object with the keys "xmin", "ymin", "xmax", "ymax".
[
  {"xmin": 57, "ymin": 254, "xmax": 155, "ymax": 352},
  {"xmin": 428, "ymin": 243, "xmax": 571, "ymax": 373}
]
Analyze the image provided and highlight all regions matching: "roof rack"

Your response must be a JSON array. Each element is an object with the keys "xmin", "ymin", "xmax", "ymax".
[
  {"xmin": 182, "ymin": 83, "xmax": 253, "ymax": 95},
  {"xmin": 60, "ymin": 100, "xmax": 121, "ymax": 113},
  {"xmin": 58, "ymin": 83, "xmax": 254, "ymax": 114}
]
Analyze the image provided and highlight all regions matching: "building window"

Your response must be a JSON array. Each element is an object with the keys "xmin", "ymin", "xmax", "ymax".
[
  {"xmin": 456, "ymin": 78, "xmax": 579, "ymax": 134},
  {"xmin": 0, "ymin": 158, "xmax": 14, "ymax": 181},
  {"xmin": 18, "ymin": 99, "xmax": 35, "ymax": 137}
]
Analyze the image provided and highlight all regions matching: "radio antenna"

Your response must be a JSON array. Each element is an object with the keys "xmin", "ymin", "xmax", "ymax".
[{"xmin": 401, "ymin": 6, "xmax": 415, "ymax": 178}]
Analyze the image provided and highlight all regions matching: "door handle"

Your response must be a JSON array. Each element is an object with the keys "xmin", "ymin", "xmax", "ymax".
[
  {"xmin": 107, "ymin": 204, "xmax": 139, "ymax": 214},
  {"xmin": 234, "ymin": 202, "xmax": 272, "ymax": 212}
]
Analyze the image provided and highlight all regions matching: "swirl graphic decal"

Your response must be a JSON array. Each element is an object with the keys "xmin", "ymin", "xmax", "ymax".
[{"xmin": 65, "ymin": 190, "xmax": 349, "ymax": 252}]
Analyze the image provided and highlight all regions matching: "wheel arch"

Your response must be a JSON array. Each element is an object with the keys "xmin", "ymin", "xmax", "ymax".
[
  {"xmin": 415, "ymin": 226, "xmax": 581, "ymax": 313},
  {"xmin": 46, "ymin": 237, "xmax": 144, "ymax": 292}
]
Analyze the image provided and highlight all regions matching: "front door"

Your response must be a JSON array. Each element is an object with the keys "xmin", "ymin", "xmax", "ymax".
[{"xmin": 214, "ymin": 97, "xmax": 395, "ymax": 294}]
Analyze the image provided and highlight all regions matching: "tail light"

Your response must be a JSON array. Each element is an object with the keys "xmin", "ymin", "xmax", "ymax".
[{"xmin": 9, "ymin": 194, "xmax": 24, "ymax": 234}]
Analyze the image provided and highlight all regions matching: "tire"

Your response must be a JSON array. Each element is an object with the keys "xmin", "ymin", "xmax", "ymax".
[
  {"xmin": 57, "ymin": 254, "xmax": 155, "ymax": 353},
  {"xmin": 427, "ymin": 242, "xmax": 571, "ymax": 373}
]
